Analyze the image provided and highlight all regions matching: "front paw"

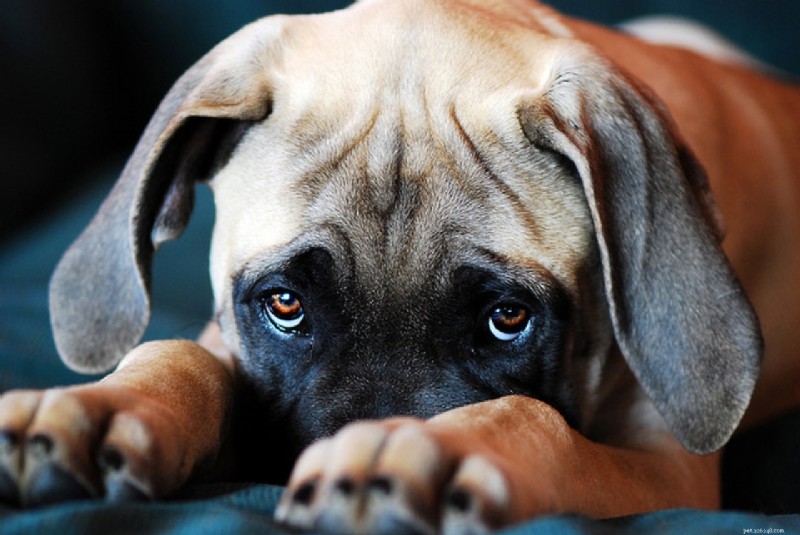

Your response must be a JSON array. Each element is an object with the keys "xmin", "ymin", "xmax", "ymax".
[
  {"xmin": 0, "ymin": 385, "xmax": 187, "ymax": 507},
  {"xmin": 275, "ymin": 420, "xmax": 512, "ymax": 535}
]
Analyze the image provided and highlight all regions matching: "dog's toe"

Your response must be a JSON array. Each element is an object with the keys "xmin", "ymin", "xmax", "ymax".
[
  {"xmin": 0, "ymin": 385, "xmax": 188, "ymax": 507},
  {"xmin": 278, "ymin": 477, "xmax": 320, "ymax": 528},
  {"xmin": 313, "ymin": 473, "xmax": 435, "ymax": 535},
  {"xmin": 278, "ymin": 422, "xmax": 511, "ymax": 535},
  {"xmin": 99, "ymin": 444, "xmax": 151, "ymax": 503},
  {"xmin": 355, "ymin": 475, "xmax": 437, "ymax": 535},
  {"xmin": 97, "ymin": 410, "xmax": 179, "ymax": 501},
  {"xmin": 276, "ymin": 438, "xmax": 331, "ymax": 528},
  {"xmin": 1, "ymin": 426, "xmax": 99, "ymax": 507},
  {"xmin": 0, "ymin": 431, "xmax": 22, "ymax": 505},
  {"xmin": 441, "ymin": 455, "xmax": 510, "ymax": 535},
  {"xmin": 17, "ymin": 390, "xmax": 106, "ymax": 504},
  {"xmin": 355, "ymin": 424, "xmax": 447, "ymax": 535},
  {"xmin": 24, "ymin": 459, "xmax": 94, "ymax": 506}
]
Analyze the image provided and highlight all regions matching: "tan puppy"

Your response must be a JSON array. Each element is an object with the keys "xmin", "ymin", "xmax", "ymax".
[{"xmin": 1, "ymin": 0, "xmax": 799, "ymax": 533}]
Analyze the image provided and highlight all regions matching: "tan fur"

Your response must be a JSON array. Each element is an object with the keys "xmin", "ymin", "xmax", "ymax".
[
  {"xmin": 566, "ymin": 18, "xmax": 800, "ymax": 425},
  {"xmin": 1, "ymin": 0, "xmax": 798, "ymax": 531}
]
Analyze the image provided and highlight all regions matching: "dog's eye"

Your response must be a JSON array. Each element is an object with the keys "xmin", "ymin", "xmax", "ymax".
[
  {"xmin": 262, "ymin": 291, "xmax": 306, "ymax": 333},
  {"xmin": 488, "ymin": 305, "xmax": 531, "ymax": 341}
]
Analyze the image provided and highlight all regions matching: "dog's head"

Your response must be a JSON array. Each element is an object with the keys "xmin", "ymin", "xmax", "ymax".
[{"xmin": 50, "ymin": 0, "xmax": 761, "ymax": 458}]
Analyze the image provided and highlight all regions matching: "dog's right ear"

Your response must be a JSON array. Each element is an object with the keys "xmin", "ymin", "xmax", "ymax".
[
  {"xmin": 518, "ymin": 47, "xmax": 761, "ymax": 454},
  {"xmin": 50, "ymin": 18, "xmax": 286, "ymax": 373}
]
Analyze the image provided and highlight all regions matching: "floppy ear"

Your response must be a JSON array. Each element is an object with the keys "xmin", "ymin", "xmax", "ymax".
[
  {"xmin": 49, "ymin": 18, "xmax": 284, "ymax": 373},
  {"xmin": 519, "ymin": 52, "xmax": 762, "ymax": 454}
]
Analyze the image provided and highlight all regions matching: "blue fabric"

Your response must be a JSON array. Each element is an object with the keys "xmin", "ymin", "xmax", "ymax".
[
  {"xmin": 1, "ymin": 484, "xmax": 799, "ymax": 535},
  {"xmin": 0, "ymin": 173, "xmax": 215, "ymax": 391}
]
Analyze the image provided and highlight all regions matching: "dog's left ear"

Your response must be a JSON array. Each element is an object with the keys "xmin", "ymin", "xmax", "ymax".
[
  {"xmin": 519, "ymin": 51, "xmax": 762, "ymax": 454},
  {"xmin": 49, "ymin": 18, "xmax": 284, "ymax": 373}
]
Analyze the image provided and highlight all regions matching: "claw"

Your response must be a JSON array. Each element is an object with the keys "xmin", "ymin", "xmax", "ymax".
[
  {"xmin": 98, "ymin": 446, "xmax": 127, "ymax": 474},
  {"xmin": 26, "ymin": 434, "xmax": 55, "ymax": 459},
  {"xmin": 275, "ymin": 478, "xmax": 320, "ymax": 529},
  {"xmin": 24, "ymin": 463, "xmax": 94, "ymax": 507},
  {"xmin": 0, "ymin": 431, "xmax": 21, "ymax": 505},
  {"xmin": 361, "ymin": 480, "xmax": 437, "ymax": 535},
  {"xmin": 98, "ymin": 442, "xmax": 153, "ymax": 503},
  {"xmin": 280, "ymin": 422, "xmax": 515, "ymax": 535},
  {"xmin": 105, "ymin": 478, "xmax": 150, "ymax": 503},
  {"xmin": 441, "ymin": 456, "xmax": 509, "ymax": 535},
  {"xmin": 0, "ymin": 467, "xmax": 19, "ymax": 506}
]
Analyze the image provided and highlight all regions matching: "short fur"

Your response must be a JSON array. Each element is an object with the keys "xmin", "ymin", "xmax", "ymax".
[{"xmin": 2, "ymin": 0, "xmax": 798, "ymax": 533}]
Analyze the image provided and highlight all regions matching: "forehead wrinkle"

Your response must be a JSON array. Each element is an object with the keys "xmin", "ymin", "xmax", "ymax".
[
  {"xmin": 287, "ymin": 111, "xmax": 438, "ymax": 271},
  {"xmin": 442, "ymin": 100, "xmax": 591, "ymax": 288},
  {"xmin": 289, "ymin": 106, "xmax": 381, "ymax": 200},
  {"xmin": 294, "ymin": 163, "xmax": 470, "ymax": 304},
  {"xmin": 447, "ymin": 105, "xmax": 544, "ymax": 242}
]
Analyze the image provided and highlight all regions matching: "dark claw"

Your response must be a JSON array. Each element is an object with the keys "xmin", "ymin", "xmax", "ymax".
[
  {"xmin": 0, "ymin": 467, "xmax": 20, "ymax": 506},
  {"xmin": 333, "ymin": 477, "xmax": 357, "ymax": 497},
  {"xmin": 26, "ymin": 434, "xmax": 55, "ymax": 458},
  {"xmin": 105, "ymin": 478, "xmax": 149, "ymax": 503},
  {"xmin": 25, "ymin": 464, "xmax": 93, "ymax": 507},
  {"xmin": 292, "ymin": 479, "xmax": 317, "ymax": 506},
  {"xmin": 0, "ymin": 430, "xmax": 19, "ymax": 453},
  {"xmin": 446, "ymin": 487, "xmax": 473, "ymax": 514},
  {"xmin": 98, "ymin": 446, "xmax": 126, "ymax": 474},
  {"xmin": 99, "ymin": 446, "xmax": 152, "ymax": 502},
  {"xmin": 366, "ymin": 476, "xmax": 394, "ymax": 497},
  {"xmin": 0, "ymin": 431, "xmax": 20, "ymax": 505}
]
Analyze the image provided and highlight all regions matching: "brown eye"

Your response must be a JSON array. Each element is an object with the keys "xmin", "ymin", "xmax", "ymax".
[
  {"xmin": 488, "ymin": 305, "xmax": 530, "ymax": 341},
  {"xmin": 263, "ymin": 291, "xmax": 305, "ymax": 331}
]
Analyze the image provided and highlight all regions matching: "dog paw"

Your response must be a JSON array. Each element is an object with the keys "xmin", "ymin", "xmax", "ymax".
[
  {"xmin": 0, "ymin": 385, "xmax": 187, "ymax": 507},
  {"xmin": 275, "ymin": 420, "xmax": 512, "ymax": 535}
]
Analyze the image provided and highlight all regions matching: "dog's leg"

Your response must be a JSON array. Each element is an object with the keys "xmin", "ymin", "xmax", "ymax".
[
  {"xmin": 277, "ymin": 395, "xmax": 719, "ymax": 534},
  {"xmin": 0, "ymin": 339, "xmax": 233, "ymax": 506}
]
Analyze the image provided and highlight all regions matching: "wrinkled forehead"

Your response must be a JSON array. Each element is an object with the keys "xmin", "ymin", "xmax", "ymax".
[
  {"xmin": 209, "ymin": 108, "xmax": 590, "ymax": 306},
  {"xmin": 208, "ymin": 2, "xmax": 591, "ymax": 306}
]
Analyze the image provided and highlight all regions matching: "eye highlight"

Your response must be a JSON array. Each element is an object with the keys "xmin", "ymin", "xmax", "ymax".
[
  {"xmin": 261, "ymin": 290, "xmax": 306, "ymax": 333},
  {"xmin": 488, "ymin": 305, "xmax": 531, "ymax": 341}
]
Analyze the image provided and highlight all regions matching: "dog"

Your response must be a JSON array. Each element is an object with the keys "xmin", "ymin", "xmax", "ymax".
[{"xmin": 2, "ymin": 0, "xmax": 799, "ymax": 533}]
